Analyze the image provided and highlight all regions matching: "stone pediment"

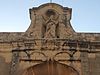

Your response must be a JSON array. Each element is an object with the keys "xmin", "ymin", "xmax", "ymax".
[{"xmin": 26, "ymin": 3, "xmax": 76, "ymax": 39}]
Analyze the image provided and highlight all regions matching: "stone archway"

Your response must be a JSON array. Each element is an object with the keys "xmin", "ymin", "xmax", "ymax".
[{"xmin": 22, "ymin": 61, "xmax": 79, "ymax": 75}]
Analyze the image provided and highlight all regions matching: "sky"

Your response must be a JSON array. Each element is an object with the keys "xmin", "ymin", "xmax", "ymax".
[{"xmin": 0, "ymin": 0, "xmax": 100, "ymax": 33}]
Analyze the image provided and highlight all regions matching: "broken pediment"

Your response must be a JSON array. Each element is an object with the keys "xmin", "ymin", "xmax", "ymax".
[{"xmin": 26, "ymin": 3, "xmax": 76, "ymax": 39}]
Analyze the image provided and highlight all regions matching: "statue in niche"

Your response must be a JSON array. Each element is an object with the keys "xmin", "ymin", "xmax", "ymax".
[
  {"xmin": 42, "ymin": 9, "xmax": 70, "ymax": 39},
  {"xmin": 42, "ymin": 9, "xmax": 59, "ymax": 38}
]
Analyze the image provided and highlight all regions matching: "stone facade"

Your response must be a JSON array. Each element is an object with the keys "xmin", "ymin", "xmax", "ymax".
[{"xmin": 0, "ymin": 3, "xmax": 100, "ymax": 75}]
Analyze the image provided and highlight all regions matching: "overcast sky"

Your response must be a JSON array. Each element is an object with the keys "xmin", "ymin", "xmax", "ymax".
[{"xmin": 0, "ymin": 0, "xmax": 100, "ymax": 32}]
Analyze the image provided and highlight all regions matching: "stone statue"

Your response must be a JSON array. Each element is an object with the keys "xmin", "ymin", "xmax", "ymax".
[{"xmin": 44, "ymin": 15, "xmax": 58, "ymax": 38}]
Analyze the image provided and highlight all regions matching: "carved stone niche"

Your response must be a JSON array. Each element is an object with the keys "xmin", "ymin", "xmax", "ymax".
[{"xmin": 26, "ymin": 3, "xmax": 76, "ymax": 39}]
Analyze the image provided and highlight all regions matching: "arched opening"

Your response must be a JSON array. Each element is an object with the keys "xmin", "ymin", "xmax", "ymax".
[{"xmin": 22, "ymin": 61, "xmax": 79, "ymax": 75}]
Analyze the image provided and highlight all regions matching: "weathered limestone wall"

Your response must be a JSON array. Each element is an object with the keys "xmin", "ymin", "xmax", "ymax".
[{"xmin": 0, "ymin": 3, "xmax": 100, "ymax": 75}]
